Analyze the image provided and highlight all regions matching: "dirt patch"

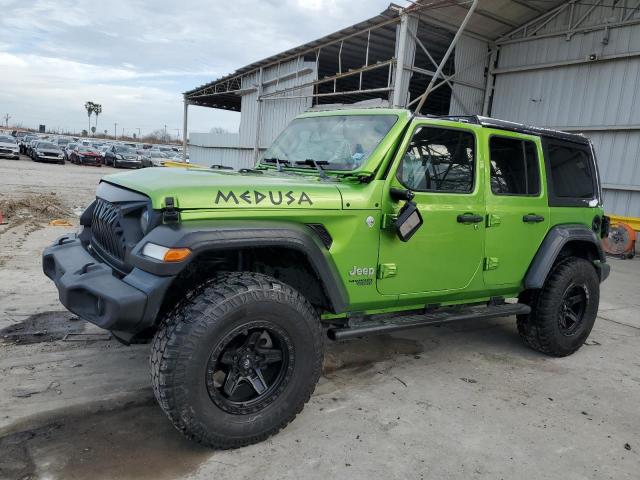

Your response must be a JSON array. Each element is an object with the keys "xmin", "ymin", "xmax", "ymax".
[
  {"xmin": 0, "ymin": 396, "xmax": 211, "ymax": 480},
  {"xmin": 0, "ymin": 193, "xmax": 72, "ymax": 232},
  {"xmin": 0, "ymin": 311, "xmax": 85, "ymax": 345},
  {"xmin": 323, "ymin": 335, "xmax": 423, "ymax": 373}
]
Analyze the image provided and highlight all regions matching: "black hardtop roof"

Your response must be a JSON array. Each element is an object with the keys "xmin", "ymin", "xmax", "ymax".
[{"xmin": 423, "ymin": 115, "xmax": 590, "ymax": 146}]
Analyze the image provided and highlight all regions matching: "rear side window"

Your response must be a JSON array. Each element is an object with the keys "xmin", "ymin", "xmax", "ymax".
[
  {"xmin": 543, "ymin": 138, "xmax": 596, "ymax": 206},
  {"xmin": 548, "ymin": 144, "xmax": 594, "ymax": 197},
  {"xmin": 397, "ymin": 126, "xmax": 475, "ymax": 193},
  {"xmin": 489, "ymin": 137, "xmax": 540, "ymax": 195}
]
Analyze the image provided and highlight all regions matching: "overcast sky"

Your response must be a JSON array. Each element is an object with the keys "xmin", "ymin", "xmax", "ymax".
[{"xmin": 0, "ymin": 0, "xmax": 403, "ymax": 137}]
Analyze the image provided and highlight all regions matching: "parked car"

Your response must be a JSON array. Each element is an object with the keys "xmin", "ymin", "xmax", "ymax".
[
  {"xmin": 97, "ymin": 145, "xmax": 111, "ymax": 159},
  {"xmin": 31, "ymin": 141, "xmax": 64, "ymax": 164},
  {"xmin": 0, "ymin": 134, "xmax": 20, "ymax": 159},
  {"xmin": 141, "ymin": 150, "xmax": 170, "ymax": 168},
  {"xmin": 63, "ymin": 143, "xmax": 77, "ymax": 161},
  {"xmin": 70, "ymin": 145, "xmax": 102, "ymax": 166},
  {"xmin": 20, "ymin": 135, "xmax": 37, "ymax": 154},
  {"xmin": 56, "ymin": 137, "xmax": 72, "ymax": 149},
  {"xmin": 104, "ymin": 145, "xmax": 142, "ymax": 168},
  {"xmin": 27, "ymin": 139, "xmax": 41, "ymax": 158}
]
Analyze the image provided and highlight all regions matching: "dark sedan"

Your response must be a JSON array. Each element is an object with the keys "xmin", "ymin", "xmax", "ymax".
[
  {"xmin": 32, "ymin": 141, "xmax": 65, "ymax": 164},
  {"xmin": 70, "ymin": 145, "xmax": 102, "ymax": 166},
  {"xmin": 104, "ymin": 145, "xmax": 142, "ymax": 168}
]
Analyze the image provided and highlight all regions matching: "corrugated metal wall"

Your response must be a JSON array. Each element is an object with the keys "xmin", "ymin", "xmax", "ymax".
[
  {"xmin": 491, "ymin": 2, "xmax": 640, "ymax": 217},
  {"xmin": 449, "ymin": 34, "xmax": 489, "ymax": 115},
  {"xmin": 190, "ymin": 59, "xmax": 315, "ymax": 168}
]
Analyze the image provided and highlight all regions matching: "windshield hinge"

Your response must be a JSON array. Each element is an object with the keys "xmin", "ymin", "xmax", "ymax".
[
  {"xmin": 381, "ymin": 213, "xmax": 398, "ymax": 230},
  {"xmin": 163, "ymin": 197, "xmax": 180, "ymax": 224}
]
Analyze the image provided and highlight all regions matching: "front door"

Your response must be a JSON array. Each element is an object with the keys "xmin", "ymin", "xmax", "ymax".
[
  {"xmin": 483, "ymin": 132, "xmax": 550, "ymax": 286},
  {"xmin": 377, "ymin": 123, "xmax": 485, "ymax": 296}
]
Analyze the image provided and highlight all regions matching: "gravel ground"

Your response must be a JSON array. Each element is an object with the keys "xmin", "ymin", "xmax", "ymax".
[{"xmin": 0, "ymin": 156, "xmax": 638, "ymax": 480}]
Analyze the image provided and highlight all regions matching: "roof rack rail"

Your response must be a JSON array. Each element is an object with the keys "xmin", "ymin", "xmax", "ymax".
[{"xmin": 420, "ymin": 114, "xmax": 589, "ymax": 145}]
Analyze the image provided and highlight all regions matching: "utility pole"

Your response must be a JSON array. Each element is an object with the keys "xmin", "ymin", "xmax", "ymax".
[
  {"xmin": 114, "ymin": 122, "xmax": 118, "ymax": 140},
  {"xmin": 137, "ymin": 128, "xmax": 141, "ymax": 138},
  {"xmin": 3, "ymin": 113, "xmax": 10, "ymax": 128}
]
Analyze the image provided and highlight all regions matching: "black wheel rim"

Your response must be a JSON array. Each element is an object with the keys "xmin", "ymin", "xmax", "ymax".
[
  {"xmin": 558, "ymin": 283, "xmax": 588, "ymax": 336},
  {"xmin": 206, "ymin": 321, "xmax": 294, "ymax": 415}
]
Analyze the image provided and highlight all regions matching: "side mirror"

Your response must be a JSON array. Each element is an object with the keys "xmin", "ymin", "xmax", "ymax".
[
  {"xmin": 395, "ymin": 200, "xmax": 423, "ymax": 242},
  {"xmin": 389, "ymin": 188, "xmax": 422, "ymax": 242}
]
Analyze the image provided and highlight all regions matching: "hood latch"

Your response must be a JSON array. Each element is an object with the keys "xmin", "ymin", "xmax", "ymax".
[{"xmin": 163, "ymin": 197, "xmax": 180, "ymax": 224}]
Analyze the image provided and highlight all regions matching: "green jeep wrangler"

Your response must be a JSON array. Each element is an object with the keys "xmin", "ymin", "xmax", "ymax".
[{"xmin": 43, "ymin": 108, "xmax": 610, "ymax": 448}]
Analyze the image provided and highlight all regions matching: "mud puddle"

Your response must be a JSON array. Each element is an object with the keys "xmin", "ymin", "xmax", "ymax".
[
  {"xmin": 323, "ymin": 334, "xmax": 423, "ymax": 373},
  {"xmin": 0, "ymin": 396, "xmax": 211, "ymax": 480},
  {"xmin": 0, "ymin": 311, "xmax": 85, "ymax": 345}
]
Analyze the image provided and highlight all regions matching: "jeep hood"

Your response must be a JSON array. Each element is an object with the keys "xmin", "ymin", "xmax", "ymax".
[{"xmin": 103, "ymin": 167, "xmax": 343, "ymax": 210}]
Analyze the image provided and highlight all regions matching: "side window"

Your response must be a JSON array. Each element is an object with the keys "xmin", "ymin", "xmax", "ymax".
[
  {"xmin": 397, "ymin": 127, "xmax": 475, "ymax": 193},
  {"xmin": 489, "ymin": 137, "xmax": 540, "ymax": 195},
  {"xmin": 547, "ymin": 142, "xmax": 595, "ymax": 198}
]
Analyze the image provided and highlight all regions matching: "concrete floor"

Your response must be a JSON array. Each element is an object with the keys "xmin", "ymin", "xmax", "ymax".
[{"xmin": 0, "ymin": 157, "xmax": 638, "ymax": 479}]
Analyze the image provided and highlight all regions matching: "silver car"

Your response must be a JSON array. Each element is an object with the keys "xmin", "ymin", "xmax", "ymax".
[{"xmin": 0, "ymin": 135, "xmax": 20, "ymax": 159}]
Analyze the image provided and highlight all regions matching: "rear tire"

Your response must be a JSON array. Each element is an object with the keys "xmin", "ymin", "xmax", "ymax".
[
  {"xmin": 150, "ymin": 272, "xmax": 322, "ymax": 448},
  {"xmin": 517, "ymin": 257, "xmax": 600, "ymax": 357}
]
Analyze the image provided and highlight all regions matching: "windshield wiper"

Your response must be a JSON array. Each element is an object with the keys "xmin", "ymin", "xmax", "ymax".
[
  {"xmin": 262, "ymin": 157, "xmax": 291, "ymax": 172},
  {"xmin": 295, "ymin": 159, "xmax": 329, "ymax": 179}
]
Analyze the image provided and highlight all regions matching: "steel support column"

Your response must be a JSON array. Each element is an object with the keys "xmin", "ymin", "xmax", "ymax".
[
  {"xmin": 254, "ymin": 67, "xmax": 264, "ymax": 162},
  {"xmin": 482, "ymin": 48, "xmax": 498, "ymax": 116},
  {"xmin": 392, "ymin": 13, "xmax": 418, "ymax": 108},
  {"xmin": 182, "ymin": 98, "xmax": 189, "ymax": 162},
  {"xmin": 414, "ymin": 0, "xmax": 479, "ymax": 114}
]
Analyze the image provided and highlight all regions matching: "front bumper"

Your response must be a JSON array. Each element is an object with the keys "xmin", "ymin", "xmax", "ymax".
[
  {"xmin": 79, "ymin": 156, "xmax": 101, "ymax": 165},
  {"xmin": 0, "ymin": 150, "xmax": 19, "ymax": 159},
  {"xmin": 37, "ymin": 154, "xmax": 64, "ymax": 162},
  {"xmin": 116, "ymin": 159, "xmax": 141, "ymax": 168},
  {"xmin": 43, "ymin": 234, "xmax": 173, "ymax": 337}
]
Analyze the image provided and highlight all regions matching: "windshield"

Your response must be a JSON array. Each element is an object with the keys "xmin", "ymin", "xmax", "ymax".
[
  {"xmin": 0, "ymin": 136, "xmax": 15, "ymax": 143},
  {"xmin": 115, "ymin": 146, "xmax": 135, "ymax": 154},
  {"xmin": 78, "ymin": 146, "xmax": 97, "ymax": 153},
  {"xmin": 38, "ymin": 142, "xmax": 57, "ymax": 149},
  {"xmin": 261, "ymin": 114, "xmax": 398, "ymax": 171}
]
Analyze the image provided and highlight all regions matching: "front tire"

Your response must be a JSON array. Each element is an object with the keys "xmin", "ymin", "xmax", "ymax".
[
  {"xmin": 150, "ymin": 272, "xmax": 322, "ymax": 448},
  {"xmin": 517, "ymin": 257, "xmax": 600, "ymax": 357}
]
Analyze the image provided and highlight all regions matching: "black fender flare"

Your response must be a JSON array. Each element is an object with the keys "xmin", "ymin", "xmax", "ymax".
[
  {"xmin": 524, "ymin": 224, "xmax": 609, "ymax": 289},
  {"xmin": 128, "ymin": 220, "xmax": 349, "ymax": 313}
]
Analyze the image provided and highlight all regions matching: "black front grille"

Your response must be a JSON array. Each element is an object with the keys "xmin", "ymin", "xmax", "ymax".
[{"xmin": 91, "ymin": 198, "xmax": 126, "ymax": 261}]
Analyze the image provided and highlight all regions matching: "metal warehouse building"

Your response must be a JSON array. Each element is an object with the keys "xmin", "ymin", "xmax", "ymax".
[{"xmin": 183, "ymin": 0, "xmax": 640, "ymax": 219}]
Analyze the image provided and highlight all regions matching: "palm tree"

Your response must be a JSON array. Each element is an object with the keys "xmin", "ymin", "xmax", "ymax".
[
  {"xmin": 93, "ymin": 104, "xmax": 102, "ymax": 130},
  {"xmin": 84, "ymin": 101, "xmax": 95, "ymax": 133}
]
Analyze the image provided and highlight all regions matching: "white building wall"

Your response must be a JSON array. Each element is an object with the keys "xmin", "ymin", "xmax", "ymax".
[
  {"xmin": 491, "ymin": 4, "xmax": 640, "ymax": 217},
  {"xmin": 449, "ymin": 34, "xmax": 489, "ymax": 116},
  {"xmin": 190, "ymin": 58, "xmax": 316, "ymax": 169}
]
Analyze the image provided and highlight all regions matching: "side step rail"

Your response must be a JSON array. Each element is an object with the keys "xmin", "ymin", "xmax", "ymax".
[{"xmin": 327, "ymin": 303, "xmax": 531, "ymax": 341}]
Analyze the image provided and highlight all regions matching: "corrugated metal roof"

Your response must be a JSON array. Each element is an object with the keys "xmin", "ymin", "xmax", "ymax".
[{"xmin": 185, "ymin": 1, "xmax": 568, "ymax": 106}]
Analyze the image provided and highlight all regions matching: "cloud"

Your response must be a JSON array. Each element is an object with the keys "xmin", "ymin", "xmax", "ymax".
[{"xmin": 0, "ymin": 0, "xmax": 396, "ymax": 134}]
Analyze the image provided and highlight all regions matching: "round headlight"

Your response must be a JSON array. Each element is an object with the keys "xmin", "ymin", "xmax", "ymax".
[{"xmin": 140, "ymin": 209, "xmax": 150, "ymax": 234}]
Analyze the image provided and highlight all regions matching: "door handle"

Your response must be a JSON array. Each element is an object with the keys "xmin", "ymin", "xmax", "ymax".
[
  {"xmin": 523, "ymin": 214, "xmax": 545, "ymax": 223},
  {"xmin": 457, "ymin": 213, "xmax": 484, "ymax": 224}
]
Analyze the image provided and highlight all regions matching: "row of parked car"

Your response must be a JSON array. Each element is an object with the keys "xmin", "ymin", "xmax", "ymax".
[{"xmin": 1, "ymin": 130, "xmax": 187, "ymax": 169}]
